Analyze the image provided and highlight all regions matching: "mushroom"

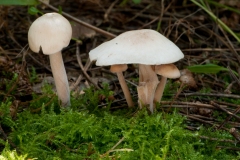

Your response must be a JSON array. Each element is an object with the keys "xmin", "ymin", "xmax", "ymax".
[
  {"xmin": 153, "ymin": 64, "xmax": 181, "ymax": 103},
  {"xmin": 89, "ymin": 29, "xmax": 184, "ymax": 112},
  {"xmin": 110, "ymin": 64, "xmax": 134, "ymax": 107},
  {"xmin": 179, "ymin": 69, "xmax": 197, "ymax": 88},
  {"xmin": 137, "ymin": 64, "xmax": 159, "ymax": 112},
  {"xmin": 28, "ymin": 12, "xmax": 72, "ymax": 107}
]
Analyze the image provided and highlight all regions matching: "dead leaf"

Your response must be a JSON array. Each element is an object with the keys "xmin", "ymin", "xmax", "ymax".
[{"xmin": 71, "ymin": 18, "xmax": 96, "ymax": 39}]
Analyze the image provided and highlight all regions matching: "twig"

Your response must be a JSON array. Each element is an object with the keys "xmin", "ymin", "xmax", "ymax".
[
  {"xmin": 161, "ymin": 101, "xmax": 216, "ymax": 109},
  {"xmin": 182, "ymin": 48, "xmax": 240, "ymax": 52},
  {"xmin": 210, "ymin": 101, "xmax": 240, "ymax": 121},
  {"xmin": 0, "ymin": 124, "xmax": 17, "ymax": 149},
  {"xmin": 126, "ymin": 4, "xmax": 153, "ymax": 23},
  {"xmin": 216, "ymin": 146, "xmax": 240, "ymax": 151},
  {"xmin": 161, "ymin": 104, "xmax": 216, "ymax": 109},
  {"xmin": 101, "ymin": 137, "xmax": 125, "ymax": 158},
  {"xmin": 212, "ymin": 100, "xmax": 240, "ymax": 108},
  {"xmin": 218, "ymin": 105, "xmax": 240, "ymax": 130},
  {"xmin": 199, "ymin": 135, "xmax": 236, "ymax": 144},
  {"xmin": 4, "ymin": 58, "xmax": 27, "ymax": 101},
  {"xmin": 181, "ymin": 113, "xmax": 228, "ymax": 131},
  {"xmin": 204, "ymin": 27, "xmax": 240, "ymax": 64},
  {"xmin": 125, "ymin": 79, "xmax": 138, "ymax": 87},
  {"xmin": 76, "ymin": 42, "xmax": 100, "ymax": 90},
  {"xmin": 30, "ymin": 94, "xmax": 57, "ymax": 113},
  {"xmin": 218, "ymin": 23, "xmax": 240, "ymax": 64},
  {"xmin": 181, "ymin": 92, "xmax": 240, "ymax": 99},
  {"xmin": 227, "ymin": 66, "xmax": 240, "ymax": 86},
  {"xmin": 28, "ymin": 52, "xmax": 52, "ymax": 72},
  {"xmin": 70, "ymin": 58, "xmax": 92, "ymax": 91},
  {"xmin": 38, "ymin": 0, "xmax": 116, "ymax": 38},
  {"xmin": 104, "ymin": 0, "xmax": 119, "ymax": 22}
]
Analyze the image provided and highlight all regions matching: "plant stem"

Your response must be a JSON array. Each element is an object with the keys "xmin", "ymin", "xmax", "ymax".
[{"xmin": 190, "ymin": 0, "xmax": 240, "ymax": 43}]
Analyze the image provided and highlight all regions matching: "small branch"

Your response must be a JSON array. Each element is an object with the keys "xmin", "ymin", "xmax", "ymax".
[
  {"xmin": 104, "ymin": 0, "xmax": 119, "ymax": 22},
  {"xmin": 0, "ymin": 124, "xmax": 17, "ymax": 149},
  {"xmin": 161, "ymin": 101, "xmax": 215, "ymax": 109},
  {"xmin": 218, "ymin": 105, "xmax": 240, "ymax": 130},
  {"xmin": 28, "ymin": 52, "xmax": 52, "ymax": 72},
  {"xmin": 38, "ymin": 0, "xmax": 116, "ymax": 38},
  {"xmin": 181, "ymin": 92, "xmax": 240, "ymax": 99},
  {"xmin": 216, "ymin": 146, "xmax": 240, "ymax": 151},
  {"xmin": 199, "ymin": 135, "xmax": 236, "ymax": 144},
  {"xmin": 76, "ymin": 43, "xmax": 100, "ymax": 90},
  {"xmin": 70, "ymin": 58, "xmax": 91, "ymax": 91},
  {"xmin": 181, "ymin": 113, "xmax": 228, "ymax": 131},
  {"xmin": 101, "ymin": 137, "xmax": 125, "ymax": 158},
  {"xmin": 210, "ymin": 101, "xmax": 240, "ymax": 120}
]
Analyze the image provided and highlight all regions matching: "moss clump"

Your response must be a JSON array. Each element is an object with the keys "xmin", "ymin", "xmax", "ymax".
[
  {"xmin": 0, "ymin": 86, "xmax": 239, "ymax": 159},
  {"xmin": 5, "ymin": 107, "xmax": 238, "ymax": 160}
]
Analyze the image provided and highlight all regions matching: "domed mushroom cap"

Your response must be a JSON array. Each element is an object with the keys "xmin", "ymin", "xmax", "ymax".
[
  {"xmin": 154, "ymin": 64, "xmax": 180, "ymax": 78},
  {"xmin": 89, "ymin": 29, "xmax": 184, "ymax": 66},
  {"xmin": 28, "ymin": 12, "xmax": 72, "ymax": 55}
]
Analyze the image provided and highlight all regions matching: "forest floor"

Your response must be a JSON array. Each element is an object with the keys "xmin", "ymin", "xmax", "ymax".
[{"xmin": 1, "ymin": 0, "xmax": 240, "ymax": 159}]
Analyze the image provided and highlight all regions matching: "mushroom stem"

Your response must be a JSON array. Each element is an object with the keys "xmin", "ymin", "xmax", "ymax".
[
  {"xmin": 116, "ymin": 72, "xmax": 134, "ymax": 107},
  {"xmin": 49, "ymin": 51, "xmax": 70, "ymax": 107},
  {"xmin": 154, "ymin": 76, "xmax": 167, "ymax": 103},
  {"xmin": 137, "ymin": 64, "xmax": 159, "ymax": 113}
]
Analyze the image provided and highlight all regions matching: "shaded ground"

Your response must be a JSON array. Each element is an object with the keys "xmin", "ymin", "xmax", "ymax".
[{"xmin": 1, "ymin": 0, "xmax": 240, "ymax": 156}]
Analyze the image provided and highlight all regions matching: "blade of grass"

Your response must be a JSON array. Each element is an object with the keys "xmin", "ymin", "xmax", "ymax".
[
  {"xmin": 0, "ymin": 0, "xmax": 38, "ymax": 5},
  {"xmin": 187, "ymin": 64, "xmax": 238, "ymax": 76},
  {"xmin": 208, "ymin": 0, "xmax": 240, "ymax": 14},
  {"xmin": 190, "ymin": 0, "xmax": 240, "ymax": 43}
]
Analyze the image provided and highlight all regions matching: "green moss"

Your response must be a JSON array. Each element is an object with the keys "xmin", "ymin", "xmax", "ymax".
[
  {"xmin": 0, "ymin": 142, "xmax": 30, "ymax": 160},
  {"xmin": 7, "ymin": 107, "xmax": 239, "ymax": 159},
  {"xmin": 0, "ymin": 84, "xmax": 239, "ymax": 159},
  {"xmin": 0, "ymin": 99, "xmax": 15, "ymax": 130}
]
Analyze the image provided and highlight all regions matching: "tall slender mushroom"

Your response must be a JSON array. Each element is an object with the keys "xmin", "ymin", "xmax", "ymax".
[
  {"xmin": 89, "ymin": 29, "xmax": 184, "ymax": 112},
  {"xmin": 28, "ymin": 12, "xmax": 72, "ymax": 107}
]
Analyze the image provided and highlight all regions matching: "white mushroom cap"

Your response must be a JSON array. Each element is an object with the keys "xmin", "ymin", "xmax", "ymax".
[
  {"xmin": 89, "ymin": 29, "xmax": 184, "ymax": 66},
  {"xmin": 28, "ymin": 12, "xmax": 72, "ymax": 55}
]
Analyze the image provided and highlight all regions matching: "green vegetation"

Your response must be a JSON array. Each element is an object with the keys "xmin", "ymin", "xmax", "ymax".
[
  {"xmin": 0, "ymin": 0, "xmax": 38, "ymax": 6},
  {"xmin": 190, "ymin": 0, "xmax": 240, "ymax": 43},
  {"xmin": 188, "ymin": 64, "xmax": 236, "ymax": 75},
  {"xmin": 0, "ymin": 85, "xmax": 239, "ymax": 159},
  {"xmin": 0, "ymin": 143, "xmax": 29, "ymax": 160},
  {"xmin": 1, "ymin": 0, "xmax": 240, "ymax": 159}
]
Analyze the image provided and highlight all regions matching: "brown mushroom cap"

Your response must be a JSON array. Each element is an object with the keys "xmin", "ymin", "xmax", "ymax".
[
  {"xmin": 110, "ymin": 64, "xmax": 128, "ymax": 73},
  {"xmin": 154, "ymin": 64, "xmax": 180, "ymax": 79}
]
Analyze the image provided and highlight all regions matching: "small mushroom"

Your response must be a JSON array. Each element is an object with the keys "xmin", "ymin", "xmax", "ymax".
[
  {"xmin": 28, "ymin": 12, "xmax": 72, "ymax": 107},
  {"xmin": 153, "ymin": 64, "xmax": 181, "ymax": 103},
  {"xmin": 89, "ymin": 29, "xmax": 184, "ymax": 113},
  {"xmin": 137, "ymin": 64, "xmax": 159, "ymax": 112},
  {"xmin": 179, "ymin": 69, "xmax": 197, "ymax": 88},
  {"xmin": 110, "ymin": 64, "xmax": 134, "ymax": 107}
]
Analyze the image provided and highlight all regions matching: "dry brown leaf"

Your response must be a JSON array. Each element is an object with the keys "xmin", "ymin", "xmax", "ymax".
[{"xmin": 71, "ymin": 21, "xmax": 96, "ymax": 39}]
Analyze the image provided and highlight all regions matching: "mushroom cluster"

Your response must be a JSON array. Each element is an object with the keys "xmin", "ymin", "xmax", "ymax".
[
  {"xmin": 28, "ymin": 12, "xmax": 72, "ymax": 107},
  {"xmin": 89, "ymin": 29, "xmax": 184, "ymax": 113}
]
